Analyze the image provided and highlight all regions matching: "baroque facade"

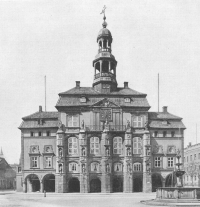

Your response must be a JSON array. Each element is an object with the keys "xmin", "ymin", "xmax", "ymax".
[{"xmin": 17, "ymin": 16, "xmax": 186, "ymax": 193}]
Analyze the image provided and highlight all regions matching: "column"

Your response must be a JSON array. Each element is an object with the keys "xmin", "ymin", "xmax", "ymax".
[
  {"xmin": 123, "ymin": 131, "xmax": 133, "ymax": 193},
  {"xmin": 142, "ymin": 131, "xmax": 152, "ymax": 193},
  {"xmin": 109, "ymin": 61, "xmax": 111, "ymax": 73},
  {"xmin": 23, "ymin": 181, "xmax": 27, "ymax": 193},
  {"xmin": 100, "ymin": 60, "xmax": 103, "ymax": 75},
  {"xmin": 40, "ymin": 181, "xmax": 44, "ymax": 193},
  {"xmin": 101, "ymin": 131, "xmax": 111, "ymax": 193}
]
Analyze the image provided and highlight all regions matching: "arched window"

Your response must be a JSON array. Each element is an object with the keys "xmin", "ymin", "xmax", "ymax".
[
  {"xmin": 133, "ymin": 137, "xmax": 142, "ymax": 154},
  {"xmin": 68, "ymin": 137, "xmax": 78, "ymax": 155},
  {"xmin": 91, "ymin": 162, "xmax": 100, "ymax": 172},
  {"xmin": 90, "ymin": 137, "xmax": 100, "ymax": 155},
  {"xmin": 133, "ymin": 116, "xmax": 143, "ymax": 127},
  {"xmin": 69, "ymin": 162, "xmax": 78, "ymax": 172},
  {"xmin": 114, "ymin": 162, "xmax": 122, "ymax": 172},
  {"xmin": 113, "ymin": 137, "xmax": 122, "ymax": 155},
  {"xmin": 133, "ymin": 162, "xmax": 142, "ymax": 171}
]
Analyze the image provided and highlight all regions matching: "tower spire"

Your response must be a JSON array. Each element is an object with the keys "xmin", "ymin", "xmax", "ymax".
[
  {"xmin": 100, "ymin": 5, "xmax": 107, "ymax": 28},
  {"xmin": 0, "ymin": 147, "xmax": 4, "ymax": 158}
]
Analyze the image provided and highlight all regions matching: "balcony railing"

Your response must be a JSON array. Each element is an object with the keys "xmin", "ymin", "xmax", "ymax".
[
  {"xmin": 85, "ymin": 125, "xmax": 126, "ymax": 132},
  {"xmin": 94, "ymin": 72, "xmax": 115, "ymax": 80}
]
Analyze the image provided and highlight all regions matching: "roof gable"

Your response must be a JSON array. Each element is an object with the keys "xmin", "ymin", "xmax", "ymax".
[{"xmin": 92, "ymin": 98, "xmax": 120, "ymax": 107}]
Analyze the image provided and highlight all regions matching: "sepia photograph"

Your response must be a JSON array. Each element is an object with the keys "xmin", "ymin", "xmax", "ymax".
[{"xmin": 0, "ymin": 0, "xmax": 200, "ymax": 206}]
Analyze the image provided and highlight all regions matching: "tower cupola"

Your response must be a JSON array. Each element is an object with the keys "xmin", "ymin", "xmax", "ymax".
[{"xmin": 93, "ymin": 9, "xmax": 117, "ymax": 93}]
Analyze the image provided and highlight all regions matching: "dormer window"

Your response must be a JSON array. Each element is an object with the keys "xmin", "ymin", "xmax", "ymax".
[
  {"xmin": 124, "ymin": 98, "xmax": 131, "ymax": 103},
  {"xmin": 38, "ymin": 119, "xmax": 43, "ymax": 125},
  {"xmin": 38, "ymin": 131, "xmax": 42, "ymax": 137},
  {"xmin": 80, "ymin": 97, "xmax": 86, "ymax": 103}
]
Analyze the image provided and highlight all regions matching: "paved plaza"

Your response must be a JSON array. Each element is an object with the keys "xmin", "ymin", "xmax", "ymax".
[{"xmin": 0, "ymin": 191, "xmax": 157, "ymax": 207}]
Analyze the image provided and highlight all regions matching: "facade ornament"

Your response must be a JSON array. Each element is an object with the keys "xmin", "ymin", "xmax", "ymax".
[
  {"xmin": 126, "ymin": 120, "xmax": 131, "ymax": 129},
  {"xmin": 106, "ymin": 147, "xmax": 110, "ymax": 156},
  {"xmin": 82, "ymin": 147, "xmax": 86, "ymax": 156},
  {"xmin": 58, "ymin": 148, "xmax": 63, "ymax": 157},
  {"xmin": 144, "ymin": 120, "xmax": 149, "ymax": 130}
]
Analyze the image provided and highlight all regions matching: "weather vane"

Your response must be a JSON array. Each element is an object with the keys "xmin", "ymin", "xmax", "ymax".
[{"xmin": 100, "ymin": 5, "xmax": 106, "ymax": 18}]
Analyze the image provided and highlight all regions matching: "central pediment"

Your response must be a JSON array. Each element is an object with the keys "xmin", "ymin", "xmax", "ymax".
[{"xmin": 91, "ymin": 98, "xmax": 120, "ymax": 108}]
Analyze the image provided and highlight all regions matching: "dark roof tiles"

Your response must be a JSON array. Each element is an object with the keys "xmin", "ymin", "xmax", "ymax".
[
  {"xmin": 19, "ymin": 120, "xmax": 59, "ymax": 129},
  {"xmin": 23, "ymin": 112, "xmax": 59, "ymax": 120},
  {"xmin": 148, "ymin": 112, "xmax": 182, "ymax": 120},
  {"xmin": 149, "ymin": 120, "xmax": 186, "ymax": 129}
]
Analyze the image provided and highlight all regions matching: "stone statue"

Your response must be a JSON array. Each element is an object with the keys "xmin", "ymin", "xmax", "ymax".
[
  {"xmin": 106, "ymin": 164, "xmax": 110, "ymax": 172},
  {"xmin": 126, "ymin": 120, "xmax": 131, "ymax": 129},
  {"xmin": 59, "ymin": 164, "xmax": 63, "ymax": 173},
  {"xmin": 106, "ymin": 148, "xmax": 110, "ymax": 156},
  {"xmin": 81, "ymin": 120, "xmax": 84, "ymax": 129},
  {"xmin": 144, "ymin": 120, "xmax": 149, "ymax": 130},
  {"xmin": 82, "ymin": 164, "xmax": 85, "ymax": 173},
  {"xmin": 82, "ymin": 147, "xmax": 86, "ymax": 156},
  {"xmin": 58, "ymin": 148, "xmax": 63, "ymax": 157},
  {"xmin": 127, "ymin": 147, "xmax": 131, "ymax": 156}
]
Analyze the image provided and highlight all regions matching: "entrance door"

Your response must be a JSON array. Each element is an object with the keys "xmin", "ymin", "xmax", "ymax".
[
  {"xmin": 90, "ymin": 179, "xmax": 101, "ymax": 193},
  {"xmin": 152, "ymin": 174, "xmax": 162, "ymax": 192},
  {"xmin": 133, "ymin": 178, "xmax": 142, "ymax": 192},
  {"xmin": 69, "ymin": 178, "xmax": 80, "ymax": 192},
  {"xmin": 113, "ymin": 178, "xmax": 123, "ymax": 192}
]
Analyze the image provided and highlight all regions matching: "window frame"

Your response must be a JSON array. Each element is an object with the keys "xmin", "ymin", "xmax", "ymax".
[
  {"xmin": 133, "ymin": 137, "xmax": 142, "ymax": 155},
  {"xmin": 114, "ymin": 162, "xmax": 123, "ymax": 172},
  {"xmin": 133, "ymin": 116, "xmax": 143, "ymax": 128},
  {"xmin": 113, "ymin": 137, "xmax": 123, "ymax": 155},
  {"xmin": 44, "ymin": 156, "xmax": 53, "ymax": 168},
  {"xmin": 155, "ymin": 157, "xmax": 162, "ymax": 168},
  {"xmin": 90, "ymin": 137, "xmax": 100, "ymax": 155},
  {"xmin": 30, "ymin": 156, "xmax": 39, "ymax": 168},
  {"xmin": 167, "ymin": 157, "xmax": 174, "ymax": 168},
  {"xmin": 133, "ymin": 162, "xmax": 142, "ymax": 172},
  {"xmin": 67, "ymin": 114, "xmax": 79, "ymax": 127},
  {"xmin": 68, "ymin": 137, "xmax": 78, "ymax": 155},
  {"xmin": 69, "ymin": 162, "xmax": 78, "ymax": 172}
]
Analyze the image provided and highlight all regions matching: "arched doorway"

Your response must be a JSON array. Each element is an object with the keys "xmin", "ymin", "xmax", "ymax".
[
  {"xmin": 26, "ymin": 174, "xmax": 40, "ymax": 192},
  {"xmin": 165, "ymin": 173, "xmax": 176, "ymax": 187},
  {"xmin": 90, "ymin": 179, "xmax": 101, "ymax": 193},
  {"xmin": 113, "ymin": 177, "xmax": 123, "ymax": 192},
  {"xmin": 43, "ymin": 174, "xmax": 55, "ymax": 192},
  {"xmin": 152, "ymin": 173, "xmax": 162, "ymax": 192},
  {"xmin": 133, "ymin": 178, "xmax": 142, "ymax": 192},
  {"xmin": 68, "ymin": 178, "xmax": 80, "ymax": 193}
]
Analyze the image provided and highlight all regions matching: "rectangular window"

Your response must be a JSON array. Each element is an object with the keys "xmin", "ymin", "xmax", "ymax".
[
  {"xmin": 68, "ymin": 115, "xmax": 79, "ymax": 127},
  {"xmin": 155, "ymin": 157, "xmax": 161, "ymax": 167},
  {"xmin": 38, "ymin": 131, "xmax": 42, "ymax": 136},
  {"xmin": 163, "ymin": 131, "xmax": 167, "ymax": 137},
  {"xmin": 168, "ymin": 157, "xmax": 174, "ymax": 168},
  {"xmin": 133, "ymin": 116, "xmax": 143, "ymax": 127},
  {"xmin": 154, "ymin": 131, "xmax": 158, "ymax": 137},
  {"xmin": 46, "ymin": 131, "xmax": 50, "ymax": 136},
  {"xmin": 45, "ymin": 157, "xmax": 52, "ymax": 168},
  {"xmin": 31, "ymin": 157, "xmax": 38, "ymax": 168},
  {"xmin": 30, "ymin": 132, "xmax": 34, "ymax": 137},
  {"xmin": 171, "ymin": 131, "xmax": 175, "ymax": 137}
]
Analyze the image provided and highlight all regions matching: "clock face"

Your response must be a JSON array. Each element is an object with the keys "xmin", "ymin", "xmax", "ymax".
[{"xmin": 100, "ymin": 108, "xmax": 112, "ymax": 121}]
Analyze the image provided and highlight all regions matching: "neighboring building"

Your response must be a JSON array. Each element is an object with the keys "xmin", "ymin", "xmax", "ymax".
[
  {"xmin": 17, "ymin": 15, "xmax": 186, "ymax": 193},
  {"xmin": 0, "ymin": 149, "xmax": 16, "ymax": 190},
  {"xmin": 184, "ymin": 142, "xmax": 200, "ymax": 187}
]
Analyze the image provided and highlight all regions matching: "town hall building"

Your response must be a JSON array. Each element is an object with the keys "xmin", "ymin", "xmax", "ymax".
[{"xmin": 16, "ymin": 14, "xmax": 186, "ymax": 193}]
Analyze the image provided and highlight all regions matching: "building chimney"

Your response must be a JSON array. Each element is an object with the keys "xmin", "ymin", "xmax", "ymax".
[
  {"xmin": 188, "ymin": 142, "xmax": 192, "ymax": 147},
  {"xmin": 76, "ymin": 81, "xmax": 80, "ymax": 88},
  {"xmin": 124, "ymin": 82, "xmax": 128, "ymax": 89},
  {"xmin": 162, "ymin": 106, "xmax": 168, "ymax": 113},
  {"xmin": 39, "ymin": 105, "xmax": 42, "ymax": 112}
]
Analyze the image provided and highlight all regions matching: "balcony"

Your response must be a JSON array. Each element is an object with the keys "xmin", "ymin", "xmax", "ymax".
[
  {"xmin": 94, "ymin": 73, "xmax": 116, "ymax": 84},
  {"xmin": 85, "ymin": 125, "xmax": 126, "ymax": 132}
]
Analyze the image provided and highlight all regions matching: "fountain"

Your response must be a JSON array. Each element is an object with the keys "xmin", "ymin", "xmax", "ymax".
[{"xmin": 141, "ymin": 150, "xmax": 200, "ymax": 206}]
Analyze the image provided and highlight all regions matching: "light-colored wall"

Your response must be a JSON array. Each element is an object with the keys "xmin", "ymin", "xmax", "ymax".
[{"xmin": 23, "ymin": 137, "xmax": 56, "ymax": 170}]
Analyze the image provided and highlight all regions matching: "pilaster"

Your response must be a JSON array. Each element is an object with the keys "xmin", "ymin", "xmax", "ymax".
[
  {"xmin": 142, "ymin": 131, "xmax": 152, "ymax": 193},
  {"xmin": 101, "ymin": 131, "xmax": 111, "ymax": 193},
  {"xmin": 123, "ymin": 130, "xmax": 133, "ymax": 193},
  {"xmin": 79, "ymin": 126, "xmax": 89, "ymax": 193}
]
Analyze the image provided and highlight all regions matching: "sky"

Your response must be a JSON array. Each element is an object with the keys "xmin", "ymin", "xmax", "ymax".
[{"xmin": 0, "ymin": 0, "xmax": 200, "ymax": 164}]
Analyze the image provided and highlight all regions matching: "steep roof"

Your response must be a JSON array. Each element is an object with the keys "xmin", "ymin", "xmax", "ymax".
[
  {"xmin": 22, "ymin": 111, "xmax": 59, "ymax": 120},
  {"xmin": 148, "ymin": 112, "xmax": 182, "ymax": 120},
  {"xmin": 149, "ymin": 120, "xmax": 186, "ymax": 129},
  {"xmin": 56, "ymin": 96, "xmax": 150, "ymax": 108},
  {"xmin": 19, "ymin": 120, "xmax": 59, "ymax": 129},
  {"xmin": 59, "ymin": 87, "xmax": 146, "ymax": 96}
]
